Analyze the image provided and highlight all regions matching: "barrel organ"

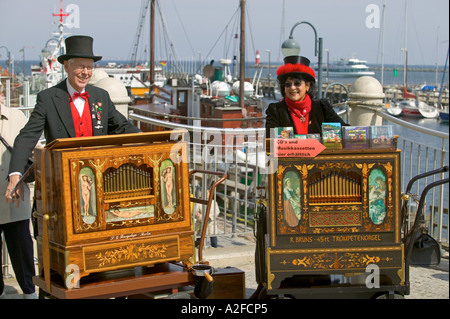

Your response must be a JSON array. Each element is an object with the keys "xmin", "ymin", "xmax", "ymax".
[
  {"xmin": 266, "ymin": 148, "xmax": 403, "ymax": 291},
  {"xmin": 33, "ymin": 131, "xmax": 193, "ymax": 283}
]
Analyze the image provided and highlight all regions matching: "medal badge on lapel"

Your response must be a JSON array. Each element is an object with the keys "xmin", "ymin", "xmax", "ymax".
[{"xmin": 92, "ymin": 102, "xmax": 104, "ymax": 130}]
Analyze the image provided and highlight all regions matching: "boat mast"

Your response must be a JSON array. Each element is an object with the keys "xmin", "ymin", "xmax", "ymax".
[
  {"xmin": 380, "ymin": 2, "xmax": 386, "ymax": 87},
  {"xmin": 239, "ymin": 0, "xmax": 245, "ymax": 109},
  {"xmin": 402, "ymin": 0, "xmax": 408, "ymax": 88},
  {"xmin": 435, "ymin": 26, "xmax": 439, "ymax": 87},
  {"xmin": 150, "ymin": 0, "xmax": 155, "ymax": 91},
  {"xmin": 130, "ymin": 0, "xmax": 150, "ymax": 67},
  {"xmin": 438, "ymin": 46, "xmax": 449, "ymax": 109}
]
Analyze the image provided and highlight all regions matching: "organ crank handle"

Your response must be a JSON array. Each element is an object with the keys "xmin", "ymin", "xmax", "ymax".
[{"xmin": 204, "ymin": 272, "xmax": 213, "ymax": 282}]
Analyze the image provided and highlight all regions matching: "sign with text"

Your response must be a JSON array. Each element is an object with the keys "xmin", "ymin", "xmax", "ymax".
[{"xmin": 274, "ymin": 138, "xmax": 326, "ymax": 158}]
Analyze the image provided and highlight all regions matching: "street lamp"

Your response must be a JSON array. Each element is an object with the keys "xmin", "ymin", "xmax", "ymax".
[
  {"xmin": 281, "ymin": 21, "xmax": 323, "ymax": 98},
  {"xmin": 324, "ymin": 49, "xmax": 330, "ymax": 83},
  {"xmin": 265, "ymin": 49, "xmax": 271, "ymax": 81}
]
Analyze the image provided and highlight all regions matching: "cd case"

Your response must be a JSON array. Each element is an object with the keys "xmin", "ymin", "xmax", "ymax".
[
  {"xmin": 274, "ymin": 127, "xmax": 294, "ymax": 139},
  {"xmin": 342, "ymin": 126, "xmax": 369, "ymax": 149},
  {"xmin": 321, "ymin": 122, "xmax": 342, "ymax": 149},
  {"xmin": 369, "ymin": 125, "xmax": 394, "ymax": 148}
]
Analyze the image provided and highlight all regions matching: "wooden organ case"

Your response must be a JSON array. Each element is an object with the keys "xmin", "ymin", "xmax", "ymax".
[
  {"xmin": 33, "ymin": 131, "xmax": 193, "ymax": 285},
  {"xmin": 266, "ymin": 146, "xmax": 403, "ymax": 295}
]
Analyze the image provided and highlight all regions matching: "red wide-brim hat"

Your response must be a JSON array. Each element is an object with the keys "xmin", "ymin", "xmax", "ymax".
[{"xmin": 276, "ymin": 56, "xmax": 315, "ymax": 83}]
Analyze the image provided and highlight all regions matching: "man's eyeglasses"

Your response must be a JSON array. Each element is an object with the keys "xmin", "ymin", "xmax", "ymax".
[
  {"xmin": 74, "ymin": 65, "xmax": 94, "ymax": 72},
  {"xmin": 284, "ymin": 80, "xmax": 303, "ymax": 88}
]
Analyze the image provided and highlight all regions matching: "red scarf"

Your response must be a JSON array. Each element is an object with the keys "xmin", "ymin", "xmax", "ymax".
[{"xmin": 284, "ymin": 95, "xmax": 311, "ymax": 134}]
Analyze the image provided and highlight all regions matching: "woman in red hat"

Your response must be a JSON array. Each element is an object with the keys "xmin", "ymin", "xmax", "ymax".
[
  {"xmin": 252, "ymin": 56, "xmax": 348, "ymax": 299},
  {"xmin": 265, "ymin": 56, "xmax": 347, "ymax": 138}
]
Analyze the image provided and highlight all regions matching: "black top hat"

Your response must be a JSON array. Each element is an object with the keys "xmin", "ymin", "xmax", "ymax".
[{"xmin": 57, "ymin": 35, "xmax": 102, "ymax": 64}]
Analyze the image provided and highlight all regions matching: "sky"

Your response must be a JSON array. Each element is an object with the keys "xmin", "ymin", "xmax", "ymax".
[{"xmin": 0, "ymin": 0, "xmax": 449, "ymax": 70}]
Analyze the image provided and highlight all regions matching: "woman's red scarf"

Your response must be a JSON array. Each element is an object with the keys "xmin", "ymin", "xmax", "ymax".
[{"xmin": 284, "ymin": 94, "xmax": 311, "ymax": 134}]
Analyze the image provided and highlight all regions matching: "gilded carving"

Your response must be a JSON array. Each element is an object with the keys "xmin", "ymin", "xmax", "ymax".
[
  {"xmin": 267, "ymin": 272, "xmax": 275, "ymax": 290},
  {"xmin": 277, "ymin": 165, "xmax": 288, "ymax": 213},
  {"xmin": 312, "ymin": 227, "xmax": 359, "ymax": 234},
  {"xmin": 310, "ymin": 205, "xmax": 359, "ymax": 212},
  {"xmin": 149, "ymin": 154, "xmax": 164, "ymax": 215},
  {"xmin": 96, "ymin": 243, "xmax": 168, "ymax": 267},
  {"xmin": 89, "ymin": 158, "xmax": 106, "ymax": 189},
  {"xmin": 109, "ymin": 155, "xmax": 145, "ymax": 166},
  {"xmin": 316, "ymin": 162, "xmax": 353, "ymax": 171},
  {"xmin": 285, "ymin": 252, "xmax": 391, "ymax": 270}
]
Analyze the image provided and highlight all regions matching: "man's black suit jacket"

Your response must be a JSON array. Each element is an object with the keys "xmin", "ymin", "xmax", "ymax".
[{"xmin": 9, "ymin": 80, "xmax": 141, "ymax": 174}]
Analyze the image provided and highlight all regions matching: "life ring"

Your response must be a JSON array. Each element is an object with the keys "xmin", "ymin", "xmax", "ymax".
[{"xmin": 136, "ymin": 65, "xmax": 142, "ymax": 71}]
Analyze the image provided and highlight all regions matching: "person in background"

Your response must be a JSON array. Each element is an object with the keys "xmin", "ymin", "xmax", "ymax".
[
  {"xmin": 5, "ymin": 35, "xmax": 141, "ymax": 205},
  {"xmin": 265, "ymin": 55, "xmax": 347, "ymax": 138},
  {"xmin": 0, "ymin": 83, "xmax": 36, "ymax": 299}
]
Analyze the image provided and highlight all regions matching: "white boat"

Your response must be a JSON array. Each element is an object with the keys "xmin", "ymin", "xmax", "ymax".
[
  {"xmin": 96, "ymin": 62, "xmax": 166, "ymax": 97},
  {"xmin": 315, "ymin": 58, "xmax": 375, "ymax": 78},
  {"xmin": 417, "ymin": 101, "xmax": 439, "ymax": 119},
  {"xmin": 30, "ymin": 44, "xmax": 64, "ymax": 93},
  {"xmin": 393, "ymin": 99, "xmax": 439, "ymax": 119},
  {"xmin": 384, "ymin": 103, "xmax": 402, "ymax": 116},
  {"xmin": 396, "ymin": 100, "xmax": 420, "ymax": 117},
  {"xmin": 29, "ymin": 1, "xmax": 66, "ymax": 92}
]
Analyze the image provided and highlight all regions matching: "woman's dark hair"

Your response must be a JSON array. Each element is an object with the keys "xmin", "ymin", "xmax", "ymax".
[{"xmin": 278, "ymin": 74, "xmax": 316, "ymax": 99}]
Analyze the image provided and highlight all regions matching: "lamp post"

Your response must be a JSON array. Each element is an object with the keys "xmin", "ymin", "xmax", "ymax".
[
  {"xmin": 324, "ymin": 49, "xmax": 329, "ymax": 83},
  {"xmin": 265, "ymin": 49, "xmax": 271, "ymax": 81},
  {"xmin": 281, "ymin": 21, "xmax": 323, "ymax": 98}
]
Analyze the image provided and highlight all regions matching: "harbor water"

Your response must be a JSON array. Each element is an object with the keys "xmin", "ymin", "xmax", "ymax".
[{"xmin": 6, "ymin": 60, "xmax": 449, "ymax": 86}]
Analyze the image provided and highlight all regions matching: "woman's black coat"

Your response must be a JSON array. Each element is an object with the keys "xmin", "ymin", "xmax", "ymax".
[{"xmin": 265, "ymin": 98, "xmax": 348, "ymax": 138}]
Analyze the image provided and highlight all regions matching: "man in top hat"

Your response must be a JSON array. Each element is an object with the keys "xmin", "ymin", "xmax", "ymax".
[
  {"xmin": 265, "ymin": 55, "xmax": 347, "ymax": 138},
  {"xmin": 5, "ymin": 35, "xmax": 141, "ymax": 205}
]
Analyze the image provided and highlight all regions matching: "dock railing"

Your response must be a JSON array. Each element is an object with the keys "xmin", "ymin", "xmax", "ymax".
[
  {"xmin": 359, "ymin": 107, "xmax": 449, "ymax": 249},
  {"xmin": 2, "ymin": 105, "xmax": 448, "ymax": 278},
  {"xmin": 128, "ymin": 108, "xmax": 449, "ymax": 251}
]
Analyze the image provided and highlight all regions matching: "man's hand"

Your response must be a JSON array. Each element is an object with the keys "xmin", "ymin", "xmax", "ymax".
[{"xmin": 5, "ymin": 174, "xmax": 24, "ymax": 208}]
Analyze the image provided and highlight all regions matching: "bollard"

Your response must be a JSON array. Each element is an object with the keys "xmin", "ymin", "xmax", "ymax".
[
  {"xmin": 89, "ymin": 69, "xmax": 108, "ymax": 86},
  {"xmin": 347, "ymin": 76, "xmax": 385, "ymax": 126},
  {"xmin": 91, "ymin": 70, "xmax": 131, "ymax": 119}
]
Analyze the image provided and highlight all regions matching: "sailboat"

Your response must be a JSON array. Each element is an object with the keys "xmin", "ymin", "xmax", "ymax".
[
  {"xmin": 95, "ymin": 0, "xmax": 166, "ymax": 98},
  {"xmin": 397, "ymin": 89, "xmax": 439, "ymax": 119},
  {"xmin": 438, "ymin": 46, "xmax": 449, "ymax": 122},
  {"xmin": 197, "ymin": 0, "xmax": 266, "ymax": 130},
  {"xmin": 129, "ymin": 0, "xmax": 265, "ymax": 131},
  {"xmin": 396, "ymin": 0, "xmax": 439, "ymax": 119}
]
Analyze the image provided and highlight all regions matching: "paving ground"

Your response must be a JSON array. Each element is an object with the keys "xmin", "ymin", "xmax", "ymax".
[
  {"xmin": 2, "ymin": 234, "xmax": 448, "ymax": 299},
  {"xmin": 203, "ymin": 236, "xmax": 449, "ymax": 299}
]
